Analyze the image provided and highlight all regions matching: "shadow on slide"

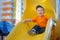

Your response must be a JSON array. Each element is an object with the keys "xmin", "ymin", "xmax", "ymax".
[{"xmin": 6, "ymin": 0, "xmax": 56, "ymax": 40}]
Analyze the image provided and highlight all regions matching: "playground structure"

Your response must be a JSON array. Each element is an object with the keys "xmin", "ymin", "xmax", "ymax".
[{"xmin": 6, "ymin": 0, "xmax": 57, "ymax": 40}]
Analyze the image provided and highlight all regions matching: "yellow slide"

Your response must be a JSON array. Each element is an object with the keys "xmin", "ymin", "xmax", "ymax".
[{"xmin": 6, "ymin": 0, "xmax": 56, "ymax": 40}]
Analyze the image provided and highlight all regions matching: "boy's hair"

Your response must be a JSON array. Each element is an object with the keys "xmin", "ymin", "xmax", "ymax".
[{"xmin": 36, "ymin": 5, "xmax": 44, "ymax": 10}]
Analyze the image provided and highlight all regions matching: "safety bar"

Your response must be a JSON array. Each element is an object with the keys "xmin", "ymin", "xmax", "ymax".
[{"xmin": 44, "ymin": 18, "xmax": 56, "ymax": 40}]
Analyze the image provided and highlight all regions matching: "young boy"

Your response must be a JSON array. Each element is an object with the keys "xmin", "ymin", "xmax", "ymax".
[{"xmin": 23, "ymin": 5, "xmax": 49, "ymax": 35}]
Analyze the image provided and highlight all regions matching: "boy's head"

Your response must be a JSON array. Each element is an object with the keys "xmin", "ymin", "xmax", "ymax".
[{"xmin": 36, "ymin": 5, "xmax": 44, "ymax": 16}]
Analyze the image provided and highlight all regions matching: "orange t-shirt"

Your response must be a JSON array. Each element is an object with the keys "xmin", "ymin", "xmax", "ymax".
[{"xmin": 32, "ymin": 15, "xmax": 49, "ymax": 28}]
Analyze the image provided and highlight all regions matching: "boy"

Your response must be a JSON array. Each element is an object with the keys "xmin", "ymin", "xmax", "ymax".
[{"xmin": 23, "ymin": 5, "xmax": 49, "ymax": 35}]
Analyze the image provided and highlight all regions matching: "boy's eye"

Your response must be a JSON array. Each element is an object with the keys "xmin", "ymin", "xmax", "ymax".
[{"xmin": 38, "ymin": 10, "xmax": 43, "ymax": 11}]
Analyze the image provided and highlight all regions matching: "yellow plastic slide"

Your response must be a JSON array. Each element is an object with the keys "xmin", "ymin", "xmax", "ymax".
[{"xmin": 6, "ymin": 0, "xmax": 56, "ymax": 40}]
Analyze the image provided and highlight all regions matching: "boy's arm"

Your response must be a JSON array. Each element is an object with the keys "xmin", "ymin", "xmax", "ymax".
[
  {"xmin": 22, "ymin": 19, "xmax": 32, "ymax": 22},
  {"xmin": 22, "ymin": 17, "xmax": 36, "ymax": 22}
]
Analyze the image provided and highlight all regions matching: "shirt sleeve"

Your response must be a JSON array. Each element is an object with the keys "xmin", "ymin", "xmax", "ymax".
[
  {"xmin": 45, "ymin": 15, "xmax": 50, "ymax": 21},
  {"xmin": 32, "ymin": 17, "xmax": 37, "ymax": 22}
]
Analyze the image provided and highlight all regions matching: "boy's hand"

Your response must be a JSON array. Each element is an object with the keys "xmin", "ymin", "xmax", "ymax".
[
  {"xmin": 21, "ymin": 19, "xmax": 32, "ymax": 23},
  {"xmin": 21, "ymin": 20, "xmax": 25, "ymax": 23}
]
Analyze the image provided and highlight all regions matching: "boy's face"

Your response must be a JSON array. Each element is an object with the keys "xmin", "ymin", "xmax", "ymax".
[{"xmin": 36, "ymin": 7, "xmax": 44, "ymax": 16}]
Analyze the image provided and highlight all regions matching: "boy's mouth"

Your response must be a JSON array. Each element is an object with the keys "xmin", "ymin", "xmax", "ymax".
[{"xmin": 39, "ymin": 13, "xmax": 42, "ymax": 14}]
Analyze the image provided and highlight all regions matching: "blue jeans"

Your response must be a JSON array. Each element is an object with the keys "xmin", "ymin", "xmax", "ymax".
[{"xmin": 32, "ymin": 25, "xmax": 45, "ymax": 34}]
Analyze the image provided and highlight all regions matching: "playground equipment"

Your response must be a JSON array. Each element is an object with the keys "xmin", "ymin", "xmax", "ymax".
[
  {"xmin": 6, "ymin": 0, "xmax": 56, "ymax": 40},
  {"xmin": 0, "ymin": 21, "xmax": 13, "ymax": 40},
  {"xmin": 6, "ymin": 18, "xmax": 56, "ymax": 40},
  {"xmin": 0, "ymin": 1, "xmax": 14, "ymax": 40}
]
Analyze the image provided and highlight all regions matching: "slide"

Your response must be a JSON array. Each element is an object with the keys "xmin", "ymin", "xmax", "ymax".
[{"xmin": 6, "ymin": 0, "xmax": 56, "ymax": 40}]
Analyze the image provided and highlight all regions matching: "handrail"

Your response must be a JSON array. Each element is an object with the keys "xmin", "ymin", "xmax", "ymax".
[{"xmin": 44, "ymin": 18, "xmax": 56, "ymax": 40}]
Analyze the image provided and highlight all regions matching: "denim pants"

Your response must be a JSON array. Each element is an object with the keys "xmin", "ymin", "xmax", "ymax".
[{"xmin": 32, "ymin": 25, "xmax": 45, "ymax": 34}]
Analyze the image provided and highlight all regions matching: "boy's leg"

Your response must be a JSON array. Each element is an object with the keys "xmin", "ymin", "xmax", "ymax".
[
  {"xmin": 28, "ymin": 25, "xmax": 45, "ymax": 35},
  {"xmin": 36, "ymin": 27, "xmax": 45, "ymax": 34},
  {"xmin": 28, "ymin": 25, "xmax": 40, "ymax": 35}
]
